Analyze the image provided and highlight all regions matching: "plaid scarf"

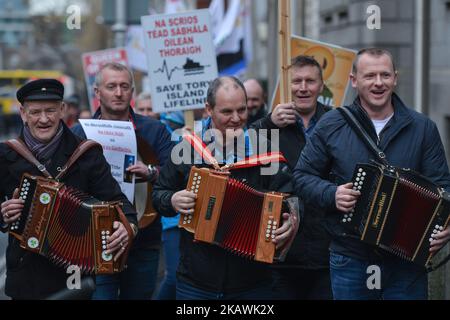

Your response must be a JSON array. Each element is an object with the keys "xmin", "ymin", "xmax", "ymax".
[{"xmin": 23, "ymin": 121, "xmax": 64, "ymax": 163}]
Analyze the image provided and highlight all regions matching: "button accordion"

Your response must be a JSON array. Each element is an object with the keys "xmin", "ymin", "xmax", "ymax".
[
  {"xmin": 179, "ymin": 167, "xmax": 286, "ymax": 263},
  {"xmin": 341, "ymin": 163, "xmax": 450, "ymax": 267},
  {"xmin": 10, "ymin": 173, "xmax": 131, "ymax": 274}
]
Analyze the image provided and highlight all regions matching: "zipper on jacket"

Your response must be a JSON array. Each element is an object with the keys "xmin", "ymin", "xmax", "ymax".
[{"xmin": 376, "ymin": 117, "xmax": 394, "ymax": 146}]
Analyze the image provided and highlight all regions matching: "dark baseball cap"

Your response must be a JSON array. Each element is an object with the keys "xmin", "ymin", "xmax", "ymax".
[{"xmin": 16, "ymin": 78, "xmax": 64, "ymax": 105}]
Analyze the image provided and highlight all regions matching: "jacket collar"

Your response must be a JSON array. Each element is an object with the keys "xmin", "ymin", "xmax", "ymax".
[
  {"xmin": 93, "ymin": 106, "xmax": 136, "ymax": 129},
  {"xmin": 315, "ymin": 101, "xmax": 331, "ymax": 119},
  {"xmin": 348, "ymin": 92, "xmax": 413, "ymax": 146}
]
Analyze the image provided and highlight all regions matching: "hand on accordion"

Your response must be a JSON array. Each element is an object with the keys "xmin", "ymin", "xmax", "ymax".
[
  {"xmin": 1, "ymin": 188, "xmax": 23, "ymax": 225},
  {"xmin": 272, "ymin": 212, "xmax": 297, "ymax": 250},
  {"xmin": 430, "ymin": 226, "xmax": 450, "ymax": 254},
  {"xmin": 171, "ymin": 189, "xmax": 197, "ymax": 215},
  {"xmin": 104, "ymin": 221, "xmax": 130, "ymax": 262},
  {"xmin": 335, "ymin": 182, "xmax": 361, "ymax": 212}
]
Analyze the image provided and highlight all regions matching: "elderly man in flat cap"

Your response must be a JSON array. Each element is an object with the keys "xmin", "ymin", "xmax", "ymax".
[{"xmin": 0, "ymin": 79, "xmax": 138, "ymax": 300}]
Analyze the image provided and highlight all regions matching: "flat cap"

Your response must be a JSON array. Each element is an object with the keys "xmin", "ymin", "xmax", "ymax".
[{"xmin": 16, "ymin": 79, "xmax": 64, "ymax": 105}]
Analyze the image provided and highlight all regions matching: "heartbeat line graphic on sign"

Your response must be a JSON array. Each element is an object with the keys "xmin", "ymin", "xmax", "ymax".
[
  {"xmin": 154, "ymin": 58, "xmax": 209, "ymax": 81},
  {"xmin": 153, "ymin": 60, "xmax": 182, "ymax": 81}
]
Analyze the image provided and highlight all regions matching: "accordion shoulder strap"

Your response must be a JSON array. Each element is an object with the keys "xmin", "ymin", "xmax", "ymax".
[
  {"xmin": 338, "ymin": 106, "xmax": 389, "ymax": 166},
  {"xmin": 5, "ymin": 139, "xmax": 53, "ymax": 178},
  {"xmin": 183, "ymin": 132, "xmax": 287, "ymax": 171},
  {"xmin": 183, "ymin": 132, "xmax": 221, "ymax": 170},
  {"xmin": 55, "ymin": 140, "xmax": 102, "ymax": 180},
  {"xmin": 223, "ymin": 152, "xmax": 287, "ymax": 170}
]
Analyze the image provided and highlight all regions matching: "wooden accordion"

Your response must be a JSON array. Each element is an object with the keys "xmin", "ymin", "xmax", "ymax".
[
  {"xmin": 341, "ymin": 163, "xmax": 450, "ymax": 267},
  {"xmin": 10, "ymin": 173, "xmax": 131, "ymax": 274},
  {"xmin": 178, "ymin": 167, "xmax": 285, "ymax": 263}
]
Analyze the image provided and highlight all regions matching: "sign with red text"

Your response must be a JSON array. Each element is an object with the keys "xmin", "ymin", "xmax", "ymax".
[
  {"xmin": 141, "ymin": 9, "xmax": 218, "ymax": 112},
  {"xmin": 82, "ymin": 48, "xmax": 130, "ymax": 113},
  {"xmin": 79, "ymin": 119, "xmax": 137, "ymax": 203}
]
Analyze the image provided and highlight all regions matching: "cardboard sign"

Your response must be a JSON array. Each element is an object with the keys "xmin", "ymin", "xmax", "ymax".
[{"xmin": 141, "ymin": 9, "xmax": 218, "ymax": 113}]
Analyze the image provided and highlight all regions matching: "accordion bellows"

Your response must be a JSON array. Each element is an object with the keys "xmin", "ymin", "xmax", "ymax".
[
  {"xmin": 179, "ymin": 167, "xmax": 285, "ymax": 263},
  {"xmin": 341, "ymin": 163, "xmax": 450, "ymax": 267},
  {"xmin": 10, "ymin": 173, "xmax": 130, "ymax": 274}
]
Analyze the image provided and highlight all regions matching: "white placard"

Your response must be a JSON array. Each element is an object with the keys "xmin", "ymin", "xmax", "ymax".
[
  {"xmin": 79, "ymin": 119, "xmax": 137, "ymax": 203},
  {"xmin": 141, "ymin": 9, "xmax": 218, "ymax": 113}
]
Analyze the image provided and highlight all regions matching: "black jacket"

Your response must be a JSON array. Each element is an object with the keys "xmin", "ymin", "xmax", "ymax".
[
  {"xmin": 0, "ymin": 123, "xmax": 137, "ymax": 299},
  {"xmin": 152, "ymin": 136, "xmax": 293, "ymax": 293},
  {"xmin": 251, "ymin": 103, "xmax": 331, "ymax": 268}
]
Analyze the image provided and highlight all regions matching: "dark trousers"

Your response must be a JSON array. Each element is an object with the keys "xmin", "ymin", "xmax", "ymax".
[{"xmin": 272, "ymin": 268, "xmax": 332, "ymax": 300}]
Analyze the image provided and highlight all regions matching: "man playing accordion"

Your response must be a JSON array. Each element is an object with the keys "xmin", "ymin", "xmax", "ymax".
[
  {"xmin": 0, "ymin": 79, "xmax": 137, "ymax": 299},
  {"xmin": 153, "ymin": 76, "xmax": 298, "ymax": 300},
  {"xmin": 294, "ymin": 48, "xmax": 450, "ymax": 300}
]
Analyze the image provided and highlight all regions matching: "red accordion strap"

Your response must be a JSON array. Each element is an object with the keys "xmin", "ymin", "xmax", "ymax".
[
  {"xmin": 224, "ymin": 152, "xmax": 287, "ymax": 170},
  {"xmin": 183, "ymin": 132, "xmax": 287, "ymax": 171},
  {"xmin": 183, "ymin": 132, "xmax": 221, "ymax": 170}
]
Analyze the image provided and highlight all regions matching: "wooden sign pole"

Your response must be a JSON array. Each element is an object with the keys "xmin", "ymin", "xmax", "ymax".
[
  {"xmin": 278, "ymin": 0, "xmax": 292, "ymax": 106},
  {"xmin": 184, "ymin": 110, "xmax": 194, "ymax": 131}
]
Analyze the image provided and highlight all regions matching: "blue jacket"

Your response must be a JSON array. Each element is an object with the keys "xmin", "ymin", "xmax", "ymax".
[
  {"xmin": 72, "ymin": 107, "xmax": 174, "ymax": 248},
  {"xmin": 293, "ymin": 93, "xmax": 450, "ymax": 260}
]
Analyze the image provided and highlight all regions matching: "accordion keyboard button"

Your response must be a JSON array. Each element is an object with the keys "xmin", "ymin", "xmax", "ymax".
[
  {"xmin": 342, "ymin": 219, "xmax": 347, "ymax": 223},
  {"xmin": 102, "ymin": 251, "xmax": 112, "ymax": 261}
]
